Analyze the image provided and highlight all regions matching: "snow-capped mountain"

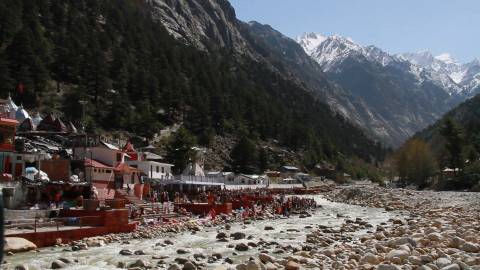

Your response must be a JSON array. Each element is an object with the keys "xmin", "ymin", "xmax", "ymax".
[
  {"xmin": 296, "ymin": 32, "xmax": 471, "ymax": 146},
  {"xmin": 398, "ymin": 51, "xmax": 480, "ymax": 96},
  {"xmin": 297, "ymin": 33, "xmax": 468, "ymax": 96},
  {"xmin": 296, "ymin": 33, "xmax": 395, "ymax": 71}
]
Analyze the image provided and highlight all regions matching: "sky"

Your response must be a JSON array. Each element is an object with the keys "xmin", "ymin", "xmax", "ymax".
[{"xmin": 228, "ymin": 0, "xmax": 479, "ymax": 63}]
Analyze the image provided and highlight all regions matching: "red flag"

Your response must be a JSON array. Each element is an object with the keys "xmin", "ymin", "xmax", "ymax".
[{"xmin": 16, "ymin": 82, "xmax": 24, "ymax": 95}]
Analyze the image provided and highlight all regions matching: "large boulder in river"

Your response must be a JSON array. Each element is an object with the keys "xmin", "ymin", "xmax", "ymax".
[
  {"xmin": 231, "ymin": 232, "xmax": 246, "ymax": 240},
  {"xmin": 183, "ymin": 261, "xmax": 197, "ymax": 270},
  {"xmin": 51, "ymin": 260, "xmax": 67, "ymax": 269},
  {"xmin": 235, "ymin": 243, "xmax": 249, "ymax": 251},
  {"xmin": 129, "ymin": 259, "xmax": 150, "ymax": 268},
  {"xmin": 4, "ymin": 237, "xmax": 37, "ymax": 253},
  {"xmin": 216, "ymin": 232, "xmax": 228, "ymax": 239}
]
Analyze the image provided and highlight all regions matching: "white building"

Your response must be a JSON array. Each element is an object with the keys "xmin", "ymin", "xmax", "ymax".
[
  {"xmin": 126, "ymin": 160, "xmax": 173, "ymax": 180},
  {"xmin": 74, "ymin": 141, "xmax": 127, "ymax": 167},
  {"xmin": 231, "ymin": 174, "xmax": 266, "ymax": 185}
]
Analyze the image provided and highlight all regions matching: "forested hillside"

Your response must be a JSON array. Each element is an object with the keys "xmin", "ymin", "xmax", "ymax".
[
  {"xmin": 418, "ymin": 94, "xmax": 480, "ymax": 165},
  {"xmin": 0, "ymin": 0, "xmax": 387, "ymax": 165}
]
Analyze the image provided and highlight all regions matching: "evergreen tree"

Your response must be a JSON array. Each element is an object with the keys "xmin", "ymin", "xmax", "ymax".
[
  {"xmin": 0, "ymin": 0, "xmax": 22, "ymax": 47},
  {"xmin": 230, "ymin": 137, "xmax": 258, "ymax": 174},
  {"xmin": 440, "ymin": 118, "xmax": 465, "ymax": 173},
  {"xmin": 166, "ymin": 127, "xmax": 196, "ymax": 175},
  {"xmin": 257, "ymin": 147, "xmax": 269, "ymax": 173}
]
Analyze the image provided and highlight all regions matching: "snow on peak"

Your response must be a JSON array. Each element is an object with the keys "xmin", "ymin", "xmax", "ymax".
[
  {"xmin": 296, "ymin": 33, "xmax": 327, "ymax": 54},
  {"xmin": 297, "ymin": 32, "xmax": 479, "ymax": 96},
  {"xmin": 297, "ymin": 33, "xmax": 395, "ymax": 70},
  {"xmin": 435, "ymin": 53, "xmax": 458, "ymax": 65}
]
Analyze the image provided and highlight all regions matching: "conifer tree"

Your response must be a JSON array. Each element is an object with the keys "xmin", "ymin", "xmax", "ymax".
[{"xmin": 441, "ymin": 118, "xmax": 465, "ymax": 173}]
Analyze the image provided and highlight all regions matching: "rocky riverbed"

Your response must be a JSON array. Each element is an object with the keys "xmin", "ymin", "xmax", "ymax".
[
  {"xmin": 5, "ymin": 188, "xmax": 480, "ymax": 270},
  {"xmin": 4, "ymin": 195, "xmax": 398, "ymax": 269}
]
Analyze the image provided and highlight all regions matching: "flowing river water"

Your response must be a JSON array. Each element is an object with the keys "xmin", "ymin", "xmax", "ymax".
[{"xmin": 6, "ymin": 195, "xmax": 404, "ymax": 269}]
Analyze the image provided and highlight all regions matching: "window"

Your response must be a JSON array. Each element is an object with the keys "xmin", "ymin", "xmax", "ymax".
[
  {"xmin": 106, "ymin": 170, "xmax": 111, "ymax": 173},
  {"xmin": 94, "ymin": 169, "xmax": 97, "ymax": 173},
  {"xmin": 161, "ymin": 167, "xmax": 165, "ymax": 173},
  {"xmin": 16, "ymin": 156, "xmax": 22, "ymax": 161},
  {"xmin": 116, "ymin": 153, "xmax": 122, "ymax": 162},
  {"xmin": 156, "ymin": 166, "xmax": 159, "ymax": 173}
]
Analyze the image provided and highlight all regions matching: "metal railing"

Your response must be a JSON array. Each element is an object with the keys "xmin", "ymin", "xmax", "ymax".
[
  {"xmin": 173, "ymin": 175, "xmax": 225, "ymax": 184},
  {"xmin": 4, "ymin": 215, "xmax": 101, "ymax": 233}
]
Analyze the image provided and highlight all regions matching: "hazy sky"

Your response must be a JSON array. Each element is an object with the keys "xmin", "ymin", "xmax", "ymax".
[{"xmin": 228, "ymin": 0, "xmax": 479, "ymax": 63}]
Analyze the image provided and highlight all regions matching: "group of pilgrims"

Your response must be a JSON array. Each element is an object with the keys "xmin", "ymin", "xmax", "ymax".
[{"xmin": 130, "ymin": 187, "xmax": 318, "ymax": 220}]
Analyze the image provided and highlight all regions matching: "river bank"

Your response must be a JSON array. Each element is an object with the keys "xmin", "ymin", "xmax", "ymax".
[
  {"xmin": 5, "ymin": 187, "xmax": 479, "ymax": 270},
  {"xmin": 4, "ymin": 195, "xmax": 399, "ymax": 269},
  {"xmin": 307, "ymin": 186, "xmax": 480, "ymax": 270}
]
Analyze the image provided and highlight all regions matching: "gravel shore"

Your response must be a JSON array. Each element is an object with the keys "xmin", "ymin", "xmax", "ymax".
[{"xmin": 8, "ymin": 187, "xmax": 480, "ymax": 270}]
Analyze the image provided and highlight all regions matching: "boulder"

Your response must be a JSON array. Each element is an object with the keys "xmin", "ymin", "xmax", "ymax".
[
  {"xmin": 231, "ymin": 232, "xmax": 246, "ymax": 240},
  {"xmin": 183, "ymin": 261, "xmax": 197, "ymax": 270},
  {"xmin": 4, "ymin": 237, "xmax": 37, "ymax": 253},
  {"xmin": 246, "ymin": 259, "xmax": 265, "ymax": 270},
  {"xmin": 435, "ymin": 258, "xmax": 452, "ymax": 268},
  {"xmin": 217, "ymin": 232, "xmax": 228, "ymax": 239},
  {"xmin": 387, "ymin": 237, "xmax": 416, "ymax": 248},
  {"xmin": 460, "ymin": 242, "xmax": 479, "ymax": 253},
  {"xmin": 360, "ymin": 253, "xmax": 380, "ymax": 265},
  {"xmin": 50, "ymin": 260, "xmax": 66, "ymax": 269},
  {"xmin": 377, "ymin": 264, "xmax": 401, "ymax": 270},
  {"xmin": 259, "ymin": 253, "xmax": 275, "ymax": 264},
  {"xmin": 386, "ymin": 249, "xmax": 409, "ymax": 263},
  {"xmin": 175, "ymin": 258, "xmax": 189, "ymax": 264},
  {"xmin": 285, "ymin": 261, "xmax": 300, "ymax": 270},
  {"xmin": 168, "ymin": 264, "xmax": 182, "ymax": 270},
  {"xmin": 119, "ymin": 249, "xmax": 133, "ymax": 256},
  {"xmin": 134, "ymin": 250, "xmax": 146, "ymax": 255},
  {"xmin": 439, "ymin": 264, "xmax": 461, "ymax": 270},
  {"xmin": 447, "ymin": 237, "xmax": 465, "ymax": 248},
  {"xmin": 14, "ymin": 264, "xmax": 29, "ymax": 270},
  {"xmin": 235, "ymin": 243, "xmax": 249, "ymax": 251},
  {"xmin": 177, "ymin": 249, "xmax": 190, "ymax": 254},
  {"xmin": 129, "ymin": 259, "xmax": 150, "ymax": 268}
]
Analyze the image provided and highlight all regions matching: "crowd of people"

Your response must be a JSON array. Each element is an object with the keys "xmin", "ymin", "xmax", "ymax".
[{"xmin": 132, "ymin": 186, "xmax": 318, "ymax": 221}]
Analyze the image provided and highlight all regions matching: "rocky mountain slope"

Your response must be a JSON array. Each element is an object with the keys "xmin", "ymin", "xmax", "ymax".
[
  {"xmin": 148, "ymin": 1, "xmax": 477, "ymax": 147},
  {"xmin": 297, "ymin": 33, "xmax": 470, "ymax": 146},
  {"xmin": 146, "ymin": 1, "xmax": 402, "ymax": 147},
  {"xmin": 0, "ymin": 0, "xmax": 388, "ymax": 166}
]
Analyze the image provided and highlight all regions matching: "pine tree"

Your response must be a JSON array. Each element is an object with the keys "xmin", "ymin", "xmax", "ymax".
[
  {"xmin": 166, "ymin": 127, "xmax": 196, "ymax": 175},
  {"xmin": 0, "ymin": 0, "xmax": 22, "ymax": 47},
  {"xmin": 440, "ymin": 118, "xmax": 465, "ymax": 173},
  {"xmin": 257, "ymin": 147, "xmax": 269, "ymax": 173},
  {"xmin": 230, "ymin": 136, "xmax": 258, "ymax": 174}
]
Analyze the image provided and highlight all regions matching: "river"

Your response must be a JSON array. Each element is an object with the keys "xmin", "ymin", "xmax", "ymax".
[{"xmin": 5, "ymin": 195, "xmax": 403, "ymax": 269}]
